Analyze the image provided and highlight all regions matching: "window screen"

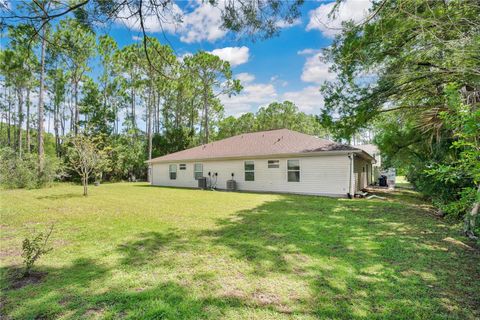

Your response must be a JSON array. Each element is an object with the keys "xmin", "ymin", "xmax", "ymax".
[
  {"xmin": 287, "ymin": 160, "xmax": 300, "ymax": 182},
  {"xmin": 268, "ymin": 160, "xmax": 279, "ymax": 168},
  {"xmin": 245, "ymin": 161, "xmax": 255, "ymax": 181},
  {"xmin": 169, "ymin": 164, "xmax": 177, "ymax": 180},
  {"xmin": 194, "ymin": 163, "xmax": 203, "ymax": 179}
]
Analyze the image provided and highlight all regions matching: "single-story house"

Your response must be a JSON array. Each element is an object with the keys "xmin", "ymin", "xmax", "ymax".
[{"xmin": 147, "ymin": 129, "xmax": 375, "ymax": 197}]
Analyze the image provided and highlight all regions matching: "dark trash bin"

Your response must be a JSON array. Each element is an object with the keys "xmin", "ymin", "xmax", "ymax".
[{"xmin": 378, "ymin": 175, "xmax": 388, "ymax": 187}]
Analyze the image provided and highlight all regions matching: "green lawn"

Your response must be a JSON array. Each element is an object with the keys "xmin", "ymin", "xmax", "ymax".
[{"xmin": 1, "ymin": 183, "xmax": 479, "ymax": 319}]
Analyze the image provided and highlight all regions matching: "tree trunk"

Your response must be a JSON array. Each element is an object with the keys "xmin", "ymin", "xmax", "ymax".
[
  {"xmin": 7, "ymin": 87, "xmax": 11, "ymax": 146},
  {"xmin": 190, "ymin": 98, "xmax": 195, "ymax": 135},
  {"xmin": 203, "ymin": 83, "xmax": 209, "ymax": 144},
  {"xmin": 61, "ymin": 102, "xmax": 65, "ymax": 138},
  {"xmin": 114, "ymin": 103, "xmax": 119, "ymax": 134},
  {"xmin": 464, "ymin": 184, "xmax": 480, "ymax": 239},
  {"xmin": 54, "ymin": 100, "xmax": 60, "ymax": 157},
  {"xmin": 0, "ymin": 110, "xmax": 3, "ymax": 145},
  {"xmin": 47, "ymin": 106, "xmax": 51, "ymax": 135},
  {"xmin": 26, "ymin": 88, "xmax": 31, "ymax": 153},
  {"xmin": 16, "ymin": 87, "xmax": 24, "ymax": 157},
  {"xmin": 156, "ymin": 94, "xmax": 161, "ymax": 134},
  {"xmin": 131, "ymin": 87, "xmax": 136, "ymax": 132},
  {"xmin": 83, "ymin": 174, "xmax": 88, "ymax": 196},
  {"xmin": 147, "ymin": 88, "xmax": 153, "ymax": 182},
  {"xmin": 38, "ymin": 23, "xmax": 47, "ymax": 174},
  {"xmin": 74, "ymin": 79, "xmax": 79, "ymax": 135}
]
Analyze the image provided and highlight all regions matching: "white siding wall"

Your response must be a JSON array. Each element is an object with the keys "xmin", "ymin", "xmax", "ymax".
[{"xmin": 151, "ymin": 155, "xmax": 351, "ymax": 197}]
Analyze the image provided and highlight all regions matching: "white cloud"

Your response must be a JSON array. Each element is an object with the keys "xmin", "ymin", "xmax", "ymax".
[
  {"xmin": 282, "ymin": 86, "xmax": 324, "ymax": 114},
  {"xmin": 236, "ymin": 72, "xmax": 255, "ymax": 83},
  {"xmin": 179, "ymin": 1, "xmax": 226, "ymax": 43},
  {"xmin": 0, "ymin": 0, "xmax": 11, "ymax": 10},
  {"xmin": 220, "ymin": 82, "xmax": 277, "ymax": 116},
  {"xmin": 297, "ymin": 48, "xmax": 322, "ymax": 55},
  {"xmin": 275, "ymin": 18, "xmax": 302, "ymax": 29},
  {"xmin": 209, "ymin": 46, "xmax": 250, "ymax": 67},
  {"xmin": 118, "ymin": 0, "xmax": 226, "ymax": 43},
  {"xmin": 269, "ymin": 75, "xmax": 288, "ymax": 88},
  {"xmin": 301, "ymin": 52, "xmax": 335, "ymax": 84},
  {"xmin": 306, "ymin": 0, "xmax": 372, "ymax": 38},
  {"xmin": 222, "ymin": 83, "xmax": 325, "ymax": 116},
  {"xmin": 132, "ymin": 35, "xmax": 142, "ymax": 41}
]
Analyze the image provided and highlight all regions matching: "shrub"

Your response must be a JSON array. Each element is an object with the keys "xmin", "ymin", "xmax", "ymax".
[
  {"xmin": 21, "ymin": 225, "xmax": 54, "ymax": 276},
  {"xmin": 0, "ymin": 147, "xmax": 63, "ymax": 189}
]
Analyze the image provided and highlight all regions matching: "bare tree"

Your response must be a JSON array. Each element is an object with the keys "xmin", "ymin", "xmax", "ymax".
[{"xmin": 67, "ymin": 134, "xmax": 103, "ymax": 196}]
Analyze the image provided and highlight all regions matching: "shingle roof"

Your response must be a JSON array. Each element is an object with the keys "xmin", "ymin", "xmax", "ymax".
[{"xmin": 148, "ymin": 129, "xmax": 361, "ymax": 163}]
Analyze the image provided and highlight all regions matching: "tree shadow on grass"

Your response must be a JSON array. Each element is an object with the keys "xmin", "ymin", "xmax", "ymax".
[
  {"xmin": 203, "ymin": 194, "xmax": 480, "ymax": 319},
  {"xmin": 36, "ymin": 193, "xmax": 84, "ymax": 200},
  {"xmin": 0, "ymin": 260, "xmax": 279, "ymax": 319},
  {"xmin": 0, "ymin": 258, "xmax": 109, "ymax": 319}
]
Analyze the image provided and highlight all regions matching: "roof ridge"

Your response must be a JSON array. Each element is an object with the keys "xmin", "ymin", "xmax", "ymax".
[{"xmin": 148, "ymin": 128, "xmax": 359, "ymax": 163}]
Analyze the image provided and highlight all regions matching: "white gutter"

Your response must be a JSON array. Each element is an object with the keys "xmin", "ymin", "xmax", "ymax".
[
  {"xmin": 348, "ymin": 153, "xmax": 355, "ymax": 198},
  {"xmin": 146, "ymin": 149, "xmax": 369, "ymax": 164}
]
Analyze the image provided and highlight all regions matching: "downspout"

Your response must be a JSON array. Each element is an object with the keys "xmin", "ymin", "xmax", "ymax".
[{"xmin": 348, "ymin": 153, "xmax": 355, "ymax": 198}]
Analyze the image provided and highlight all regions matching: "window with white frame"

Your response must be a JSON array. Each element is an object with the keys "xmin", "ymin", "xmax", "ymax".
[
  {"xmin": 268, "ymin": 160, "xmax": 279, "ymax": 168},
  {"xmin": 179, "ymin": 164, "xmax": 186, "ymax": 170},
  {"xmin": 244, "ymin": 161, "xmax": 255, "ymax": 181},
  {"xmin": 194, "ymin": 163, "xmax": 203, "ymax": 180},
  {"xmin": 287, "ymin": 160, "xmax": 300, "ymax": 182},
  {"xmin": 169, "ymin": 164, "xmax": 177, "ymax": 180}
]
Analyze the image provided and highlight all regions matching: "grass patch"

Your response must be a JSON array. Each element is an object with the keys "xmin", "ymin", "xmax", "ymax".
[{"xmin": 1, "ymin": 183, "xmax": 479, "ymax": 319}]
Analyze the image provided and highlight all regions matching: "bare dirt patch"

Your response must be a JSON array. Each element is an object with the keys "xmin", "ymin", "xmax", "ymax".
[
  {"xmin": 3, "ymin": 266, "xmax": 47, "ymax": 290},
  {"xmin": 252, "ymin": 291, "xmax": 280, "ymax": 306}
]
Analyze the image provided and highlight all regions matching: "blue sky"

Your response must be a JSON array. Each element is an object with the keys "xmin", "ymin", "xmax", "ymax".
[
  {"xmin": 0, "ymin": 0, "xmax": 370, "ymax": 120},
  {"xmin": 107, "ymin": 0, "xmax": 371, "ymax": 117}
]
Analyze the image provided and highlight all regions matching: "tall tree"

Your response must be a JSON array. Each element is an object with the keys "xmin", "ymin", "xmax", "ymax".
[
  {"xmin": 184, "ymin": 52, "xmax": 242, "ymax": 143},
  {"xmin": 53, "ymin": 18, "xmax": 95, "ymax": 135}
]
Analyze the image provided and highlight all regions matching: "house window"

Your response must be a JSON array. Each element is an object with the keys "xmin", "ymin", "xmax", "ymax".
[
  {"xmin": 169, "ymin": 164, "xmax": 177, "ymax": 180},
  {"xmin": 194, "ymin": 163, "xmax": 203, "ymax": 180},
  {"xmin": 179, "ymin": 164, "xmax": 186, "ymax": 170},
  {"xmin": 287, "ymin": 160, "xmax": 300, "ymax": 182},
  {"xmin": 245, "ymin": 161, "xmax": 255, "ymax": 181},
  {"xmin": 268, "ymin": 160, "xmax": 279, "ymax": 168}
]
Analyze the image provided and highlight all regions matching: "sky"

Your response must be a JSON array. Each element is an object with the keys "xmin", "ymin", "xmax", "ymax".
[{"xmin": 107, "ymin": 0, "xmax": 372, "ymax": 117}]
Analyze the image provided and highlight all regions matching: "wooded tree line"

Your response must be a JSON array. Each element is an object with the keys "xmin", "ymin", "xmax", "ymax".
[
  {"xmin": 320, "ymin": 0, "xmax": 479, "ymax": 238},
  {"xmin": 0, "ymin": 15, "xmax": 324, "ymax": 184}
]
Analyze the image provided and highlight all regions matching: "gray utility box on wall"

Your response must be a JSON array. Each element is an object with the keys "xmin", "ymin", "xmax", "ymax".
[
  {"xmin": 198, "ymin": 177, "xmax": 207, "ymax": 189},
  {"xmin": 226, "ymin": 180, "xmax": 237, "ymax": 191}
]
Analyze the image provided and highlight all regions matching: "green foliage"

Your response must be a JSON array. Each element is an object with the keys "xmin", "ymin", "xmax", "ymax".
[
  {"xmin": 217, "ymin": 101, "xmax": 328, "ymax": 139},
  {"xmin": 152, "ymin": 128, "xmax": 193, "ymax": 158},
  {"xmin": 107, "ymin": 133, "xmax": 147, "ymax": 181},
  {"xmin": 375, "ymin": 85, "xmax": 479, "ymax": 233},
  {"xmin": 0, "ymin": 147, "xmax": 62, "ymax": 189},
  {"xmin": 320, "ymin": 0, "xmax": 480, "ymax": 139},
  {"xmin": 320, "ymin": 0, "xmax": 479, "ymax": 235},
  {"xmin": 184, "ymin": 51, "xmax": 242, "ymax": 143},
  {"xmin": 21, "ymin": 225, "xmax": 54, "ymax": 276}
]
